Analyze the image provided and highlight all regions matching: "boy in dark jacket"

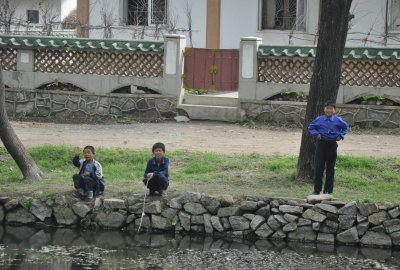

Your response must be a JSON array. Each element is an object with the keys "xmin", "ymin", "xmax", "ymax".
[
  {"xmin": 308, "ymin": 101, "xmax": 349, "ymax": 195},
  {"xmin": 72, "ymin": 145, "xmax": 104, "ymax": 201},
  {"xmin": 143, "ymin": 142, "xmax": 169, "ymax": 197}
]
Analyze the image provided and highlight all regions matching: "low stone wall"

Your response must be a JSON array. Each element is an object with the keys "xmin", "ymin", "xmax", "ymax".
[
  {"xmin": 1, "ymin": 192, "xmax": 400, "ymax": 248},
  {"xmin": 241, "ymin": 101, "xmax": 400, "ymax": 128},
  {"xmin": 5, "ymin": 89, "xmax": 177, "ymax": 122}
]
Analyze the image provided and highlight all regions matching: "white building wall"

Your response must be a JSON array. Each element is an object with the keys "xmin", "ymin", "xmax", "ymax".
[
  {"xmin": 88, "ymin": 0, "xmax": 206, "ymax": 47},
  {"xmin": 9, "ymin": 0, "xmax": 61, "ymax": 27},
  {"xmin": 348, "ymin": 0, "xmax": 393, "ymax": 47},
  {"xmin": 86, "ymin": 0, "xmax": 398, "ymax": 48},
  {"xmin": 168, "ymin": 0, "xmax": 207, "ymax": 48},
  {"xmin": 220, "ymin": 0, "xmax": 320, "ymax": 48}
]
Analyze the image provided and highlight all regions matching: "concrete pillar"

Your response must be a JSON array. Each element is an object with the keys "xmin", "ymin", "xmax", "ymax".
[
  {"xmin": 337, "ymin": 86, "xmax": 344, "ymax": 104},
  {"xmin": 163, "ymin": 34, "xmax": 186, "ymax": 102},
  {"xmin": 238, "ymin": 37, "xmax": 262, "ymax": 100}
]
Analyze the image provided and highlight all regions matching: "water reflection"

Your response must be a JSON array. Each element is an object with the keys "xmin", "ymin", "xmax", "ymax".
[{"xmin": 0, "ymin": 225, "xmax": 399, "ymax": 269}]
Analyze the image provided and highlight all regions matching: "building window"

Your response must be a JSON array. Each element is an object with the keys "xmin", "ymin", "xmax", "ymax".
[
  {"xmin": 390, "ymin": 0, "xmax": 400, "ymax": 31},
  {"xmin": 27, "ymin": 10, "xmax": 39, "ymax": 24},
  {"xmin": 260, "ymin": 0, "xmax": 306, "ymax": 31},
  {"xmin": 127, "ymin": 0, "xmax": 168, "ymax": 26}
]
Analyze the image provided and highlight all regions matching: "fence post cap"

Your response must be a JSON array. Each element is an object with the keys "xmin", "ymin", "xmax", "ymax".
[
  {"xmin": 164, "ymin": 34, "xmax": 186, "ymax": 39},
  {"xmin": 241, "ymin": 37, "xmax": 262, "ymax": 41}
]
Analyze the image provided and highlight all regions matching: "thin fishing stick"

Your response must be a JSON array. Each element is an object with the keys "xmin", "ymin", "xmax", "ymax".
[{"xmin": 137, "ymin": 177, "xmax": 150, "ymax": 232}]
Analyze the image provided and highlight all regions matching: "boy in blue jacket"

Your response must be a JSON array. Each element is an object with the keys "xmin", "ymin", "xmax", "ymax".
[
  {"xmin": 308, "ymin": 101, "xmax": 349, "ymax": 195},
  {"xmin": 143, "ymin": 142, "xmax": 169, "ymax": 197},
  {"xmin": 72, "ymin": 145, "xmax": 104, "ymax": 201}
]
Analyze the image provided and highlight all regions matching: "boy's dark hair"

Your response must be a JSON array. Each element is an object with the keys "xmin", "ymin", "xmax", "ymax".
[
  {"xmin": 152, "ymin": 142, "xmax": 165, "ymax": 153},
  {"xmin": 84, "ymin": 145, "xmax": 95, "ymax": 154},
  {"xmin": 324, "ymin": 101, "xmax": 336, "ymax": 109}
]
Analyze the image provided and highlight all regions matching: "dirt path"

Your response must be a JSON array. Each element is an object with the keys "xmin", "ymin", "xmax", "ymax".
[{"xmin": 6, "ymin": 121, "xmax": 400, "ymax": 157}]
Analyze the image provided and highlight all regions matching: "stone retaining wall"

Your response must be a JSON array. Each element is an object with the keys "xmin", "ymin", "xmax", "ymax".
[
  {"xmin": 1, "ymin": 192, "xmax": 400, "ymax": 248},
  {"xmin": 241, "ymin": 101, "xmax": 400, "ymax": 128},
  {"xmin": 5, "ymin": 89, "xmax": 177, "ymax": 122}
]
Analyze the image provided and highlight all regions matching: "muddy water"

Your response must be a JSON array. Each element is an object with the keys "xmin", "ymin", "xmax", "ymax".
[{"xmin": 0, "ymin": 225, "xmax": 399, "ymax": 270}]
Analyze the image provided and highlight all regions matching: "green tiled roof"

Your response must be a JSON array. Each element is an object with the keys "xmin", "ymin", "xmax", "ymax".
[
  {"xmin": 0, "ymin": 35, "xmax": 164, "ymax": 53},
  {"xmin": 258, "ymin": 45, "xmax": 400, "ymax": 60}
]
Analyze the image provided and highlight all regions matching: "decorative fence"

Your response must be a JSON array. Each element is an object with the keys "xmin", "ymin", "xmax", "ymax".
[
  {"xmin": 0, "ymin": 34, "xmax": 185, "ymax": 122},
  {"xmin": 0, "ymin": 48, "xmax": 17, "ymax": 71},
  {"xmin": 258, "ymin": 46, "xmax": 400, "ymax": 87},
  {"xmin": 34, "ymin": 48, "xmax": 164, "ymax": 77},
  {"xmin": 0, "ymin": 35, "xmax": 185, "ymax": 98},
  {"xmin": 0, "ymin": 36, "xmax": 164, "ymax": 78}
]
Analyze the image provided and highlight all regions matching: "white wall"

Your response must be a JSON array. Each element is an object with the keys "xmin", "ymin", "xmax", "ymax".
[
  {"xmin": 220, "ymin": 0, "xmax": 398, "ymax": 48},
  {"xmin": 220, "ymin": 0, "xmax": 320, "ymax": 48},
  {"xmin": 348, "ymin": 0, "xmax": 393, "ymax": 47},
  {"xmin": 86, "ymin": 0, "xmax": 398, "ymax": 48},
  {"xmin": 88, "ymin": 0, "xmax": 206, "ymax": 47},
  {"xmin": 7, "ymin": 0, "xmax": 62, "ymax": 28},
  {"xmin": 168, "ymin": 0, "xmax": 207, "ymax": 48}
]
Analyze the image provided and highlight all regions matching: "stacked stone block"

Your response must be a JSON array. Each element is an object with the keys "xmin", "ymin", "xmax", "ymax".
[{"xmin": 1, "ymin": 193, "xmax": 400, "ymax": 248}]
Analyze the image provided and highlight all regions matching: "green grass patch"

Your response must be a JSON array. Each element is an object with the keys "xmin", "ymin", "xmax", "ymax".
[{"xmin": 0, "ymin": 146, "xmax": 399, "ymax": 203}]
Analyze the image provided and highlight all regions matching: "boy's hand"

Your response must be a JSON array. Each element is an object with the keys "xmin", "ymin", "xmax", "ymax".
[
  {"xmin": 336, "ymin": 136, "xmax": 342, "ymax": 141},
  {"xmin": 74, "ymin": 147, "xmax": 81, "ymax": 156},
  {"xmin": 316, "ymin": 134, "xmax": 321, "ymax": 140},
  {"xmin": 147, "ymin": 173, "xmax": 154, "ymax": 180},
  {"xmin": 82, "ymin": 171, "xmax": 90, "ymax": 177}
]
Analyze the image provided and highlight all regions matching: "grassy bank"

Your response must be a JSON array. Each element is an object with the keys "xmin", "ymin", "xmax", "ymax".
[{"xmin": 0, "ymin": 146, "xmax": 399, "ymax": 203}]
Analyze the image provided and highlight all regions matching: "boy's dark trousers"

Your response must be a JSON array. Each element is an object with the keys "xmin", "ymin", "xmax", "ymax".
[
  {"xmin": 73, "ymin": 174, "xmax": 97, "ymax": 194},
  {"xmin": 143, "ymin": 174, "xmax": 169, "ymax": 193},
  {"xmin": 313, "ymin": 140, "xmax": 338, "ymax": 194}
]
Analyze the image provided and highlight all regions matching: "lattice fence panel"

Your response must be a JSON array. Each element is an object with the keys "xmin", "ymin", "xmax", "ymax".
[
  {"xmin": 258, "ymin": 58, "xmax": 314, "ymax": 84},
  {"xmin": 0, "ymin": 48, "xmax": 17, "ymax": 71},
  {"xmin": 259, "ymin": 58, "xmax": 400, "ymax": 87},
  {"xmin": 34, "ymin": 49, "xmax": 164, "ymax": 77},
  {"xmin": 341, "ymin": 60, "xmax": 400, "ymax": 87}
]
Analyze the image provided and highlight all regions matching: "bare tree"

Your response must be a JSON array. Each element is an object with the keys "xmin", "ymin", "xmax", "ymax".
[
  {"xmin": 166, "ymin": 12, "xmax": 179, "ymax": 34},
  {"xmin": 39, "ymin": 0, "xmax": 60, "ymax": 36},
  {"xmin": 0, "ymin": 0, "xmax": 18, "ymax": 34},
  {"xmin": 100, "ymin": 4, "xmax": 115, "ymax": 39},
  {"xmin": 0, "ymin": 65, "xmax": 43, "ymax": 181},
  {"xmin": 296, "ymin": 0, "xmax": 353, "ymax": 182},
  {"xmin": 184, "ymin": 0, "xmax": 193, "ymax": 47},
  {"xmin": 127, "ymin": 0, "xmax": 149, "ymax": 40},
  {"xmin": 62, "ymin": 9, "xmax": 78, "ymax": 30}
]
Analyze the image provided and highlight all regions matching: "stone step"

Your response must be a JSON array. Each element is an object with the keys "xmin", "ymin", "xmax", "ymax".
[
  {"xmin": 183, "ymin": 94, "xmax": 239, "ymax": 107},
  {"xmin": 177, "ymin": 104, "xmax": 243, "ymax": 122}
]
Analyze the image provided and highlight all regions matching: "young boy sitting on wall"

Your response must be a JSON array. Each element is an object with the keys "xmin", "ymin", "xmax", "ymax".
[
  {"xmin": 72, "ymin": 146, "xmax": 105, "ymax": 201},
  {"xmin": 308, "ymin": 101, "xmax": 349, "ymax": 196},
  {"xmin": 143, "ymin": 142, "xmax": 169, "ymax": 197}
]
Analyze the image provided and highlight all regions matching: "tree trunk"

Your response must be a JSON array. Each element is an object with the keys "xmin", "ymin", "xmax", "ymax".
[
  {"xmin": 0, "ymin": 67, "xmax": 43, "ymax": 181},
  {"xmin": 296, "ymin": 0, "xmax": 352, "ymax": 182}
]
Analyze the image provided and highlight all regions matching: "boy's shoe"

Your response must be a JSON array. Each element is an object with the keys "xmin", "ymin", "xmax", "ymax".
[
  {"xmin": 159, "ymin": 190, "xmax": 166, "ymax": 197},
  {"xmin": 73, "ymin": 190, "xmax": 85, "ymax": 198},
  {"xmin": 83, "ymin": 191, "xmax": 94, "ymax": 202},
  {"xmin": 147, "ymin": 190, "xmax": 156, "ymax": 196},
  {"xmin": 83, "ymin": 196, "xmax": 94, "ymax": 202}
]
